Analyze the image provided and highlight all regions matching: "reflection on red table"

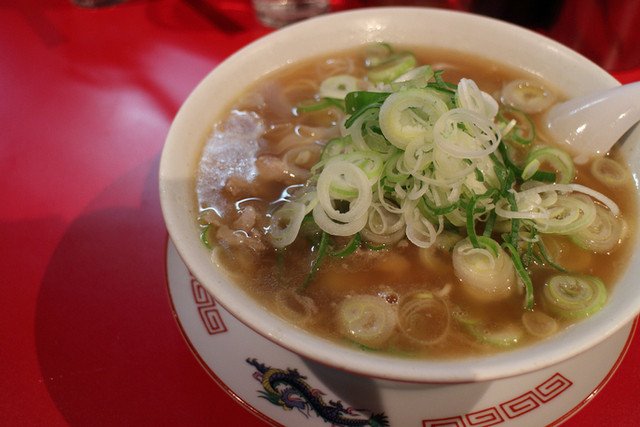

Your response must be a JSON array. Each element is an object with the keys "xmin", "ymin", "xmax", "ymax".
[{"xmin": 1, "ymin": 1, "xmax": 638, "ymax": 425}]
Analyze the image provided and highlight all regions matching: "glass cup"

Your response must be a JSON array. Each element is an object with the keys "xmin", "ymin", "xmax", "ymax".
[
  {"xmin": 71, "ymin": 0, "xmax": 128, "ymax": 7},
  {"xmin": 252, "ymin": 0, "xmax": 330, "ymax": 28}
]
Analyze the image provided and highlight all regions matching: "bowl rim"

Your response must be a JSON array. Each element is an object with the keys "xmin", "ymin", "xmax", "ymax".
[{"xmin": 160, "ymin": 6, "xmax": 639, "ymax": 383}]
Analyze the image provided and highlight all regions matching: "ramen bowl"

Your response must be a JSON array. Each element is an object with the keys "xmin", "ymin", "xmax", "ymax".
[{"xmin": 159, "ymin": 7, "xmax": 640, "ymax": 383}]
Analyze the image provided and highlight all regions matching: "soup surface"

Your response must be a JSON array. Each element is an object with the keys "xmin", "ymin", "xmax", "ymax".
[{"xmin": 195, "ymin": 45, "xmax": 637, "ymax": 359}]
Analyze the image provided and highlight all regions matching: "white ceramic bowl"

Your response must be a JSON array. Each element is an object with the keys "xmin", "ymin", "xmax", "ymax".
[{"xmin": 159, "ymin": 7, "xmax": 640, "ymax": 383}]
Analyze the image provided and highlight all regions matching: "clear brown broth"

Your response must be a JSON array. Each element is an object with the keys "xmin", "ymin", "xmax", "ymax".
[{"xmin": 196, "ymin": 45, "xmax": 638, "ymax": 359}]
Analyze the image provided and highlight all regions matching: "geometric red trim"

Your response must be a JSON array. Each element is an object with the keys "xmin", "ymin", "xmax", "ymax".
[
  {"xmin": 535, "ymin": 373, "xmax": 572, "ymax": 402},
  {"xmin": 500, "ymin": 391, "xmax": 541, "ymax": 418},
  {"xmin": 190, "ymin": 272, "xmax": 228, "ymax": 335},
  {"xmin": 423, "ymin": 416, "xmax": 466, "ymax": 427},
  {"xmin": 422, "ymin": 373, "xmax": 572, "ymax": 426},
  {"xmin": 466, "ymin": 407, "xmax": 504, "ymax": 426}
]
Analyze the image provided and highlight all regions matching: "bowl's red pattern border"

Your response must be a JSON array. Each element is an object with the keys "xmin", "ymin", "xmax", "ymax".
[
  {"xmin": 166, "ymin": 249, "xmax": 282, "ymax": 426},
  {"xmin": 167, "ymin": 239, "xmax": 637, "ymax": 427},
  {"xmin": 422, "ymin": 373, "xmax": 572, "ymax": 426},
  {"xmin": 190, "ymin": 272, "xmax": 228, "ymax": 335}
]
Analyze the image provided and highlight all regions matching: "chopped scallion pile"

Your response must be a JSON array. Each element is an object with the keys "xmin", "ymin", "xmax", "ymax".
[{"xmin": 266, "ymin": 44, "xmax": 621, "ymax": 313}]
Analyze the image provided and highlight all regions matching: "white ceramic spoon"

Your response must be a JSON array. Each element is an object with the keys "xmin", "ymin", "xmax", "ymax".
[{"xmin": 544, "ymin": 81, "xmax": 640, "ymax": 163}]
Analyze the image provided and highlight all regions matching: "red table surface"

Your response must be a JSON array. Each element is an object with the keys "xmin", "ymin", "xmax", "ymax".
[{"xmin": 2, "ymin": 1, "xmax": 639, "ymax": 425}]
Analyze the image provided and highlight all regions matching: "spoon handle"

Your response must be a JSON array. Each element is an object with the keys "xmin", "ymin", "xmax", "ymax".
[{"xmin": 545, "ymin": 81, "xmax": 640, "ymax": 162}]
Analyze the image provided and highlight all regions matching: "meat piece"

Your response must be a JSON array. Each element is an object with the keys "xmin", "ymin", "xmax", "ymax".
[
  {"xmin": 233, "ymin": 205, "xmax": 258, "ymax": 232},
  {"xmin": 216, "ymin": 224, "xmax": 266, "ymax": 252},
  {"xmin": 196, "ymin": 111, "xmax": 264, "ymax": 215},
  {"xmin": 256, "ymin": 155, "xmax": 307, "ymax": 186},
  {"xmin": 223, "ymin": 176, "xmax": 255, "ymax": 199}
]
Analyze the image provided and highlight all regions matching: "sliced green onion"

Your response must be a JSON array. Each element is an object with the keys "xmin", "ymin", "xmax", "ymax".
[
  {"xmin": 362, "ymin": 201, "xmax": 405, "ymax": 245},
  {"xmin": 421, "ymin": 195, "xmax": 460, "ymax": 217},
  {"xmin": 346, "ymin": 108, "xmax": 383, "ymax": 151},
  {"xmin": 299, "ymin": 213, "xmax": 322, "ymax": 241},
  {"xmin": 318, "ymin": 74, "xmax": 359, "ymax": 100},
  {"xmin": 570, "ymin": 204, "xmax": 624, "ymax": 253},
  {"xmin": 501, "ymin": 79, "xmax": 556, "ymax": 114},
  {"xmin": 379, "ymin": 87, "xmax": 448, "ymax": 149},
  {"xmin": 363, "ymin": 241, "xmax": 391, "ymax": 251},
  {"xmin": 534, "ymin": 194, "xmax": 596, "ymax": 234},
  {"xmin": 497, "ymin": 107, "xmax": 535, "ymax": 144},
  {"xmin": 329, "ymin": 233, "xmax": 362, "ymax": 257},
  {"xmin": 483, "ymin": 210, "xmax": 498, "ymax": 237},
  {"xmin": 495, "ymin": 143, "xmax": 557, "ymax": 183},
  {"xmin": 506, "ymin": 191, "xmax": 521, "ymax": 249},
  {"xmin": 312, "ymin": 202, "xmax": 368, "ymax": 237},
  {"xmin": 200, "ymin": 224, "xmax": 213, "ymax": 249},
  {"xmin": 465, "ymin": 190, "xmax": 499, "ymax": 248},
  {"xmin": 464, "ymin": 321, "xmax": 524, "ymax": 348},
  {"xmin": 316, "ymin": 159, "xmax": 372, "ymax": 221},
  {"xmin": 337, "ymin": 294, "xmax": 397, "ymax": 348},
  {"xmin": 456, "ymin": 78, "xmax": 498, "ymax": 119},
  {"xmin": 522, "ymin": 311, "xmax": 558, "ymax": 338},
  {"xmin": 404, "ymin": 200, "xmax": 441, "ymax": 248},
  {"xmin": 398, "ymin": 292, "xmax": 450, "ymax": 344},
  {"xmin": 536, "ymin": 239, "xmax": 571, "ymax": 273},
  {"xmin": 452, "ymin": 237, "xmax": 517, "ymax": 301},
  {"xmin": 366, "ymin": 51, "xmax": 416, "ymax": 84},
  {"xmin": 383, "ymin": 151, "xmax": 410, "ymax": 183},
  {"xmin": 343, "ymin": 150, "xmax": 385, "ymax": 184},
  {"xmin": 502, "ymin": 242, "xmax": 534, "ymax": 309},
  {"xmin": 522, "ymin": 146, "xmax": 575, "ymax": 184},
  {"xmin": 590, "ymin": 157, "xmax": 632, "ymax": 186},
  {"xmin": 542, "ymin": 274, "xmax": 607, "ymax": 318},
  {"xmin": 268, "ymin": 200, "xmax": 309, "ymax": 249},
  {"xmin": 275, "ymin": 287, "xmax": 319, "ymax": 323},
  {"xmin": 301, "ymin": 231, "xmax": 329, "ymax": 290},
  {"xmin": 297, "ymin": 97, "xmax": 345, "ymax": 113},
  {"xmin": 390, "ymin": 65, "xmax": 434, "ymax": 91},
  {"xmin": 404, "ymin": 138, "xmax": 435, "ymax": 172},
  {"xmin": 428, "ymin": 69, "xmax": 457, "ymax": 98},
  {"xmin": 433, "ymin": 108, "xmax": 501, "ymax": 159},
  {"xmin": 319, "ymin": 137, "xmax": 354, "ymax": 162},
  {"xmin": 344, "ymin": 91, "xmax": 390, "ymax": 116},
  {"xmin": 517, "ymin": 183, "xmax": 619, "ymax": 216},
  {"xmin": 365, "ymin": 42, "xmax": 393, "ymax": 68}
]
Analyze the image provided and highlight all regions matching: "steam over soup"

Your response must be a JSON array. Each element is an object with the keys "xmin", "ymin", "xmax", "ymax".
[{"xmin": 195, "ymin": 44, "xmax": 637, "ymax": 359}]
